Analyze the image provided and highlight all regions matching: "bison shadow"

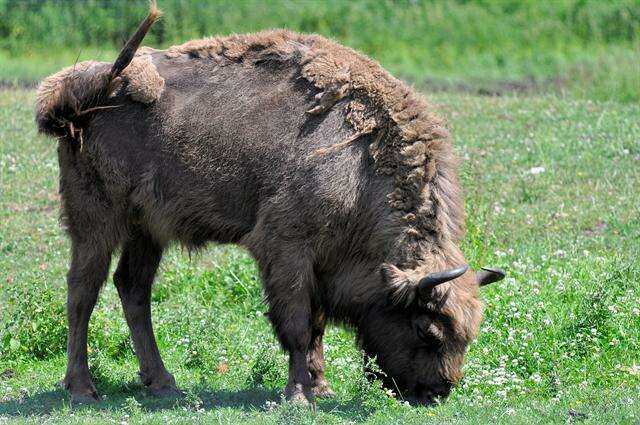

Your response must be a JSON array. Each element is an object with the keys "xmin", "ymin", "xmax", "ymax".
[
  {"xmin": 0, "ymin": 381, "xmax": 368, "ymax": 420},
  {"xmin": 0, "ymin": 385, "xmax": 277, "ymax": 415}
]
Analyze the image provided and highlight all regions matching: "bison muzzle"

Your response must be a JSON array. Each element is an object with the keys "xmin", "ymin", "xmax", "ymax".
[{"xmin": 35, "ymin": 3, "xmax": 505, "ymax": 406}]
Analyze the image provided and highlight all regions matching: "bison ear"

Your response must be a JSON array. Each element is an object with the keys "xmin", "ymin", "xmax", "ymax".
[
  {"xmin": 380, "ymin": 263, "xmax": 417, "ymax": 306},
  {"xmin": 476, "ymin": 267, "xmax": 506, "ymax": 286}
]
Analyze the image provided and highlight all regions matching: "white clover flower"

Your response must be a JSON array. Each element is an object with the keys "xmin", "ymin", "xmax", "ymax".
[
  {"xmin": 527, "ymin": 166, "xmax": 545, "ymax": 175},
  {"xmin": 264, "ymin": 400, "xmax": 278, "ymax": 411},
  {"xmin": 554, "ymin": 249, "xmax": 566, "ymax": 258}
]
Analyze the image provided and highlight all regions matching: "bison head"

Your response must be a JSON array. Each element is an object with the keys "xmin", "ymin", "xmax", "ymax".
[{"xmin": 358, "ymin": 264, "xmax": 504, "ymax": 405}]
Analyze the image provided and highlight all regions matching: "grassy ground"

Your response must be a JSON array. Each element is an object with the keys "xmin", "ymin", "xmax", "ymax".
[
  {"xmin": 1, "ymin": 0, "xmax": 639, "ymax": 102},
  {"xmin": 1, "ymin": 87, "xmax": 639, "ymax": 424}
]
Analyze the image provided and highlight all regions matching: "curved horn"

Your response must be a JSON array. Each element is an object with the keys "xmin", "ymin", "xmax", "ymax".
[
  {"xmin": 418, "ymin": 264, "xmax": 469, "ymax": 298},
  {"xmin": 476, "ymin": 267, "xmax": 506, "ymax": 286}
]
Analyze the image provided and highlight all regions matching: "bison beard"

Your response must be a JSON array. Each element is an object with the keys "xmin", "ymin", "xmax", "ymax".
[{"xmin": 35, "ymin": 3, "xmax": 504, "ymax": 406}]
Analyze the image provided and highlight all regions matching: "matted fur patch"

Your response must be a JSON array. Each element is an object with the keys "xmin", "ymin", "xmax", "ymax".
[
  {"xmin": 121, "ymin": 55, "xmax": 165, "ymax": 104},
  {"xmin": 36, "ymin": 61, "xmax": 106, "ymax": 123}
]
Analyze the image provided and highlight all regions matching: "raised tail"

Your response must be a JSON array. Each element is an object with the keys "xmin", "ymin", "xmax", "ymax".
[
  {"xmin": 35, "ymin": 1, "xmax": 162, "ymax": 138},
  {"xmin": 110, "ymin": 1, "xmax": 162, "ymax": 81}
]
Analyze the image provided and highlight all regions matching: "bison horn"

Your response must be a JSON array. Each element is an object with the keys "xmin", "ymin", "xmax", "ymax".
[
  {"xmin": 418, "ymin": 264, "xmax": 469, "ymax": 297},
  {"xmin": 476, "ymin": 267, "xmax": 506, "ymax": 286}
]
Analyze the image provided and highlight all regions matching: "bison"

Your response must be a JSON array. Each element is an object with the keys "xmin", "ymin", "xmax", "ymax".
[{"xmin": 35, "ymin": 3, "xmax": 504, "ymax": 406}]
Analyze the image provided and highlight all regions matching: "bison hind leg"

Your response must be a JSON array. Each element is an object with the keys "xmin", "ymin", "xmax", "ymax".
[
  {"xmin": 64, "ymin": 240, "xmax": 114, "ymax": 404},
  {"xmin": 113, "ymin": 231, "xmax": 180, "ymax": 398}
]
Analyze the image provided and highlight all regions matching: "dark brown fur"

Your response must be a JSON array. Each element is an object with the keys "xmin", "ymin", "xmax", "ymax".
[{"xmin": 36, "ymin": 7, "xmax": 488, "ymax": 406}]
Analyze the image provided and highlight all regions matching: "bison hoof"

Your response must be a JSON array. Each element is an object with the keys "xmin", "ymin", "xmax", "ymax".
[
  {"xmin": 313, "ymin": 382, "xmax": 335, "ymax": 399},
  {"xmin": 148, "ymin": 384, "xmax": 183, "ymax": 398},
  {"xmin": 285, "ymin": 383, "xmax": 314, "ymax": 405},
  {"xmin": 139, "ymin": 370, "xmax": 181, "ymax": 397},
  {"xmin": 69, "ymin": 389, "xmax": 101, "ymax": 404},
  {"xmin": 71, "ymin": 392, "xmax": 101, "ymax": 404},
  {"xmin": 62, "ymin": 376, "xmax": 101, "ymax": 405},
  {"xmin": 146, "ymin": 377, "xmax": 182, "ymax": 398}
]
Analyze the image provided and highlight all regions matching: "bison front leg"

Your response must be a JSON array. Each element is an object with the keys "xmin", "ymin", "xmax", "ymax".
[
  {"xmin": 308, "ymin": 311, "xmax": 335, "ymax": 398},
  {"xmin": 265, "ymin": 267, "xmax": 315, "ymax": 404},
  {"xmin": 63, "ymin": 242, "xmax": 112, "ymax": 403},
  {"xmin": 113, "ymin": 233, "xmax": 179, "ymax": 397}
]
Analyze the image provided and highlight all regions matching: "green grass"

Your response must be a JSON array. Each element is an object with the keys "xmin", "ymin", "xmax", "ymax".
[
  {"xmin": 1, "ymin": 88, "xmax": 639, "ymax": 424},
  {"xmin": 0, "ymin": 48, "xmax": 120, "ymax": 85},
  {"xmin": 0, "ymin": 0, "xmax": 639, "ymax": 102}
]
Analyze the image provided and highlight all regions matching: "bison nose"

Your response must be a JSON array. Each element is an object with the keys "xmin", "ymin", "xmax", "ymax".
[
  {"xmin": 433, "ymin": 381, "xmax": 452, "ymax": 399},
  {"xmin": 407, "ymin": 382, "xmax": 452, "ymax": 406}
]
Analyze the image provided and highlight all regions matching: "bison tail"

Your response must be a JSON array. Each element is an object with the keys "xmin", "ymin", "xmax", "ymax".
[
  {"xmin": 35, "ymin": 1, "xmax": 162, "ymax": 137},
  {"xmin": 110, "ymin": 1, "xmax": 162, "ymax": 80}
]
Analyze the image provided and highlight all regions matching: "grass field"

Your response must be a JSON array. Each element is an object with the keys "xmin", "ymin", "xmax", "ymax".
[
  {"xmin": 2, "ymin": 1, "xmax": 639, "ymax": 423},
  {"xmin": 1, "ymin": 0, "xmax": 639, "ymax": 102},
  {"xmin": 1, "ymin": 86, "xmax": 639, "ymax": 423}
]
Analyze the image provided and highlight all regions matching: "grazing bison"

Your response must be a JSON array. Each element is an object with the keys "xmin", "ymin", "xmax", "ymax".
[{"xmin": 35, "ymin": 4, "xmax": 504, "ymax": 405}]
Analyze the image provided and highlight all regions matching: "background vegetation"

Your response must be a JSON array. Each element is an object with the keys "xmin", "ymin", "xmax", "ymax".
[
  {"xmin": 0, "ymin": 0, "xmax": 638, "ymax": 101},
  {"xmin": 0, "ymin": 0, "xmax": 639, "ymax": 424}
]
